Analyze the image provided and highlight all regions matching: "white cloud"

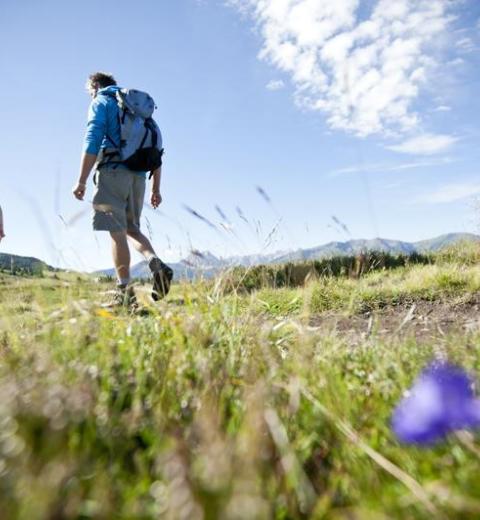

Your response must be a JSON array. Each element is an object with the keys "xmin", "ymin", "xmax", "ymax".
[
  {"xmin": 266, "ymin": 79, "xmax": 285, "ymax": 91},
  {"xmin": 416, "ymin": 182, "xmax": 480, "ymax": 204},
  {"xmin": 386, "ymin": 133, "xmax": 458, "ymax": 155},
  {"xmin": 447, "ymin": 57, "xmax": 465, "ymax": 67},
  {"xmin": 229, "ymin": 0, "xmax": 454, "ymax": 137},
  {"xmin": 329, "ymin": 156, "xmax": 454, "ymax": 176},
  {"xmin": 456, "ymin": 37, "xmax": 476, "ymax": 53},
  {"xmin": 434, "ymin": 105, "xmax": 451, "ymax": 112}
]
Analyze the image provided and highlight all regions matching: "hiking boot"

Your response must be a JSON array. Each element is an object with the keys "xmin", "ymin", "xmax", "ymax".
[
  {"xmin": 105, "ymin": 284, "xmax": 138, "ymax": 309},
  {"xmin": 149, "ymin": 257, "xmax": 173, "ymax": 301}
]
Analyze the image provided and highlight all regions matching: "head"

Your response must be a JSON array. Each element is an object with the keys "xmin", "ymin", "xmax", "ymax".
[{"xmin": 86, "ymin": 72, "xmax": 117, "ymax": 98}]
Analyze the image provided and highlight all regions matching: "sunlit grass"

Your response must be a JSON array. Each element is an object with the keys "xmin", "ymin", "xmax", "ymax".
[
  {"xmin": 1, "ymin": 252, "xmax": 480, "ymax": 518},
  {"xmin": 306, "ymin": 263, "xmax": 480, "ymax": 314}
]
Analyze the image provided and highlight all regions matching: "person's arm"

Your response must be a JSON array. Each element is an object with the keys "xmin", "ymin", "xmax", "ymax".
[
  {"xmin": 0, "ymin": 206, "xmax": 4, "ymax": 241},
  {"xmin": 150, "ymin": 166, "xmax": 162, "ymax": 208},
  {"xmin": 73, "ymin": 99, "xmax": 107, "ymax": 201},
  {"xmin": 73, "ymin": 153, "xmax": 98, "ymax": 200}
]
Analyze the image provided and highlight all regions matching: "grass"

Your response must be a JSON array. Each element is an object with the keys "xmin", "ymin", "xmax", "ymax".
[
  {"xmin": 1, "ymin": 250, "xmax": 480, "ymax": 519},
  {"xmin": 308, "ymin": 263, "xmax": 480, "ymax": 314},
  {"xmin": 247, "ymin": 262, "xmax": 480, "ymax": 318}
]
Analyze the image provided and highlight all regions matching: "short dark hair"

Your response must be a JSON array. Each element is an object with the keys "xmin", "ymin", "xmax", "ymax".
[{"xmin": 87, "ymin": 72, "xmax": 117, "ymax": 89}]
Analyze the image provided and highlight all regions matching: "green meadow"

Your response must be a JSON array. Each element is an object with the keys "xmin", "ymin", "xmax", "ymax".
[{"xmin": 1, "ymin": 246, "xmax": 480, "ymax": 519}]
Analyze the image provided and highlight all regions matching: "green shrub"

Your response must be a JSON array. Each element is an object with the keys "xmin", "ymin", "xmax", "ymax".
[{"xmin": 222, "ymin": 251, "xmax": 433, "ymax": 293}]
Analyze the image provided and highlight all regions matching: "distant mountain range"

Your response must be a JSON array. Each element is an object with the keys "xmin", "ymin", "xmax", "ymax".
[
  {"xmin": 2, "ymin": 233, "xmax": 477, "ymax": 279},
  {"xmin": 270, "ymin": 233, "xmax": 480, "ymax": 263},
  {"xmin": 96, "ymin": 232, "xmax": 480, "ymax": 280}
]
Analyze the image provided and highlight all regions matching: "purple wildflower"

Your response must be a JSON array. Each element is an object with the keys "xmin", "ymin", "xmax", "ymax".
[{"xmin": 392, "ymin": 362, "xmax": 480, "ymax": 445}]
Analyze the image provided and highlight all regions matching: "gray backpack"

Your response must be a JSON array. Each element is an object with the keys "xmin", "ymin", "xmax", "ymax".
[{"xmin": 99, "ymin": 89, "xmax": 164, "ymax": 174}]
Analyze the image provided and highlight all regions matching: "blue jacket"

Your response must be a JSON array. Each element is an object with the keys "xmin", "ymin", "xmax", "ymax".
[{"xmin": 83, "ymin": 86, "xmax": 145, "ymax": 176}]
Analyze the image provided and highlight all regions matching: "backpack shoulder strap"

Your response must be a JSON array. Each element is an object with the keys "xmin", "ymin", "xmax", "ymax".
[{"xmin": 97, "ymin": 91, "xmax": 121, "ymax": 150}]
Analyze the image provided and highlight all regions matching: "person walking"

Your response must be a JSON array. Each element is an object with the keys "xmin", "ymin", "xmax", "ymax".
[{"xmin": 73, "ymin": 72, "xmax": 172, "ymax": 306}]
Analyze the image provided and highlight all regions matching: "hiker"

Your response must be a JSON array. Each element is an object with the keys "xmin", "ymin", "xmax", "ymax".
[
  {"xmin": 73, "ymin": 72, "xmax": 173, "ymax": 306},
  {"xmin": 0, "ymin": 205, "xmax": 4, "ymax": 242}
]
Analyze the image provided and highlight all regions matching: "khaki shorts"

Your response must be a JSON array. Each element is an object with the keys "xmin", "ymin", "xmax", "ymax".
[{"xmin": 92, "ymin": 168, "xmax": 146, "ymax": 233}]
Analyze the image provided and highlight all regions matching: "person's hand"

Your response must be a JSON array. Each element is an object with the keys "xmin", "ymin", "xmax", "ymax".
[
  {"xmin": 0, "ymin": 228, "xmax": 4, "ymax": 242},
  {"xmin": 151, "ymin": 191, "xmax": 162, "ymax": 209},
  {"xmin": 73, "ymin": 182, "xmax": 86, "ymax": 201}
]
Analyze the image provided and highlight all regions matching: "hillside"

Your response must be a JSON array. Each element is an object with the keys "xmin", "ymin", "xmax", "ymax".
[
  {"xmin": 3, "ymin": 232, "xmax": 478, "ymax": 281},
  {"xmin": 1, "ymin": 249, "xmax": 480, "ymax": 518},
  {"xmin": 98, "ymin": 232, "xmax": 480, "ymax": 280},
  {"xmin": 0, "ymin": 252, "xmax": 51, "ymax": 274}
]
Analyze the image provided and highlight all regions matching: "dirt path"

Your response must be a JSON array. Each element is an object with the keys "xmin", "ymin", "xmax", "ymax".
[{"xmin": 309, "ymin": 294, "xmax": 480, "ymax": 342}]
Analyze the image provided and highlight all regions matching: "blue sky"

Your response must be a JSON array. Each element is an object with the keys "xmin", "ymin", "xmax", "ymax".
[{"xmin": 1, "ymin": 0, "xmax": 480, "ymax": 270}]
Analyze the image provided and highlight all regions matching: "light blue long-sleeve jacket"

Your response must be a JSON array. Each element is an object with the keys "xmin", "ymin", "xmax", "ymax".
[{"xmin": 83, "ymin": 86, "xmax": 145, "ymax": 176}]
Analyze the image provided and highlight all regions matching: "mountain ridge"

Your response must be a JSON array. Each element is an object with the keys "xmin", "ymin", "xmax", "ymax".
[{"xmin": 97, "ymin": 232, "xmax": 480, "ymax": 280}]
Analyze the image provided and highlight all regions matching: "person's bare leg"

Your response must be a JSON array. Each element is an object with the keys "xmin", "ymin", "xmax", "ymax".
[
  {"xmin": 126, "ymin": 229, "xmax": 156, "ymax": 259},
  {"xmin": 110, "ymin": 230, "xmax": 130, "ymax": 283},
  {"xmin": 127, "ymin": 229, "xmax": 172, "ymax": 300}
]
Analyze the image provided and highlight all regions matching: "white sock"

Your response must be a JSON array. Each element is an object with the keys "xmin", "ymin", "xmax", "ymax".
[
  {"xmin": 146, "ymin": 253, "xmax": 158, "ymax": 263},
  {"xmin": 118, "ymin": 277, "xmax": 130, "ymax": 287}
]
